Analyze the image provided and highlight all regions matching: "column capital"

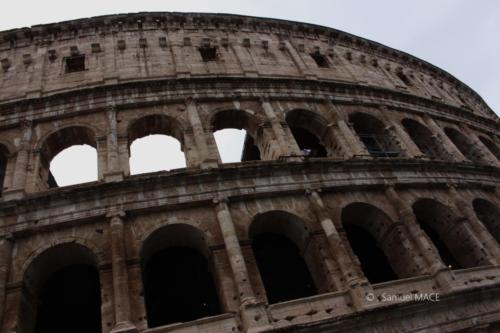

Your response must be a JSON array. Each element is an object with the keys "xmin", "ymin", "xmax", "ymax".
[
  {"xmin": 106, "ymin": 104, "xmax": 117, "ymax": 112},
  {"xmin": 106, "ymin": 210, "xmax": 126, "ymax": 220},
  {"xmin": 184, "ymin": 96, "xmax": 196, "ymax": 105},
  {"xmin": 212, "ymin": 196, "xmax": 229, "ymax": 205},
  {"xmin": 0, "ymin": 233, "xmax": 14, "ymax": 243}
]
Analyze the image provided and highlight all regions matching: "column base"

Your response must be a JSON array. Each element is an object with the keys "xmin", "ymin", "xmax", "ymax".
[
  {"xmin": 201, "ymin": 159, "xmax": 219, "ymax": 169},
  {"xmin": 2, "ymin": 188, "xmax": 26, "ymax": 201},
  {"xmin": 432, "ymin": 267, "xmax": 457, "ymax": 293},
  {"xmin": 110, "ymin": 321, "xmax": 138, "ymax": 333},
  {"xmin": 348, "ymin": 280, "xmax": 379, "ymax": 311},
  {"xmin": 103, "ymin": 171, "xmax": 125, "ymax": 182},
  {"xmin": 240, "ymin": 301, "xmax": 273, "ymax": 333}
]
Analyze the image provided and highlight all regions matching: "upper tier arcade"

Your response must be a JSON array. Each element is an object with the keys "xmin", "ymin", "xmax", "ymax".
[
  {"xmin": 0, "ymin": 12, "xmax": 496, "ymax": 119},
  {"xmin": 0, "ymin": 12, "xmax": 500, "ymax": 333}
]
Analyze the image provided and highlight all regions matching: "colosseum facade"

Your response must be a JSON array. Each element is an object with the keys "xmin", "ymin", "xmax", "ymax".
[{"xmin": 0, "ymin": 12, "xmax": 499, "ymax": 333}]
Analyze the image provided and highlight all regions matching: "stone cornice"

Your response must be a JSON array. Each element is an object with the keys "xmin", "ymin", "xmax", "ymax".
[
  {"xmin": 0, "ymin": 76, "xmax": 497, "ymax": 135},
  {"xmin": 0, "ymin": 158, "xmax": 498, "ymax": 237},
  {"xmin": 0, "ymin": 12, "xmax": 492, "ymax": 115}
]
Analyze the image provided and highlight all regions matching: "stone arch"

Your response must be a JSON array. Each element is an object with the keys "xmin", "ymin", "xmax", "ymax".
[
  {"xmin": 127, "ymin": 113, "xmax": 185, "ymax": 146},
  {"xmin": 478, "ymin": 135, "xmax": 500, "ymax": 161},
  {"xmin": 140, "ymin": 223, "xmax": 221, "ymax": 328},
  {"xmin": 401, "ymin": 118, "xmax": 449, "ymax": 160},
  {"xmin": 36, "ymin": 125, "xmax": 99, "ymax": 189},
  {"xmin": 341, "ymin": 202, "xmax": 417, "ymax": 283},
  {"xmin": 472, "ymin": 198, "xmax": 500, "ymax": 244},
  {"xmin": 248, "ymin": 210, "xmax": 318, "ymax": 304},
  {"xmin": 412, "ymin": 198, "xmax": 487, "ymax": 269},
  {"xmin": 127, "ymin": 114, "xmax": 187, "ymax": 172},
  {"xmin": 210, "ymin": 108, "xmax": 262, "ymax": 162},
  {"xmin": 285, "ymin": 109, "xmax": 333, "ymax": 157},
  {"xmin": 349, "ymin": 112, "xmax": 400, "ymax": 157},
  {"xmin": 444, "ymin": 127, "xmax": 484, "ymax": 163},
  {"xmin": 19, "ymin": 242, "xmax": 101, "ymax": 333},
  {"xmin": 19, "ymin": 237, "xmax": 104, "ymax": 279}
]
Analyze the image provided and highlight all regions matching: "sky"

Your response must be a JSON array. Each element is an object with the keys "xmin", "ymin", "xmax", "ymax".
[{"xmin": 4, "ymin": 0, "xmax": 498, "ymax": 186}]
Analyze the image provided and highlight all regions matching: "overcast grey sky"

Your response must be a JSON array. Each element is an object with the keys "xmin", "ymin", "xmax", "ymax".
[{"xmin": 2, "ymin": 0, "xmax": 498, "ymax": 185}]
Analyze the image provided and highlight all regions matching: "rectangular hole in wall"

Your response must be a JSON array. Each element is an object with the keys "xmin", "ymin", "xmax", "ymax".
[
  {"xmin": 65, "ymin": 55, "xmax": 86, "ymax": 73},
  {"xmin": 310, "ymin": 52, "xmax": 329, "ymax": 68},
  {"xmin": 199, "ymin": 46, "xmax": 218, "ymax": 62}
]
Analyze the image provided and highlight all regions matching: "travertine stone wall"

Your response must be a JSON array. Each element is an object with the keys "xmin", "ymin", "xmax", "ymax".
[{"xmin": 0, "ymin": 12, "xmax": 499, "ymax": 333}]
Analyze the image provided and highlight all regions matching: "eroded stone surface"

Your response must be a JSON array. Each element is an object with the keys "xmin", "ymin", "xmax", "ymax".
[{"xmin": 0, "ymin": 12, "xmax": 499, "ymax": 333}]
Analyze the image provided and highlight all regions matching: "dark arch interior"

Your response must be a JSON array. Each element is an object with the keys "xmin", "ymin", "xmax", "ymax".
[
  {"xmin": 241, "ymin": 134, "xmax": 261, "ymax": 161},
  {"xmin": 252, "ymin": 232, "xmax": 317, "ymax": 304},
  {"xmin": 285, "ymin": 110, "xmax": 330, "ymax": 158},
  {"xmin": 444, "ymin": 127, "xmax": 481, "ymax": 162},
  {"xmin": 349, "ymin": 113, "xmax": 399, "ymax": 157},
  {"xmin": 143, "ymin": 246, "xmax": 221, "ymax": 328},
  {"xmin": 401, "ymin": 119, "xmax": 446, "ymax": 160},
  {"xmin": 417, "ymin": 220, "xmax": 462, "ymax": 269},
  {"xmin": 473, "ymin": 199, "xmax": 500, "ymax": 244},
  {"xmin": 290, "ymin": 127, "xmax": 327, "ymax": 157},
  {"xmin": 478, "ymin": 136, "xmax": 500, "ymax": 161},
  {"xmin": 412, "ymin": 200, "xmax": 463, "ymax": 269},
  {"xmin": 342, "ymin": 222, "xmax": 397, "ymax": 284},
  {"xmin": 34, "ymin": 264, "xmax": 101, "ymax": 333}
]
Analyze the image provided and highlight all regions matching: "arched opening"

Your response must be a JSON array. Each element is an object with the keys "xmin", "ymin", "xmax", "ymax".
[
  {"xmin": 341, "ymin": 203, "xmax": 399, "ymax": 284},
  {"xmin": 141, "ymin": 224, "xmax": 221, "ymax": 328},
  {"xmin": 412, "ymin": 198, "xmax": 486, "ymax": 269},
  {"xmin": 478, "ymin": 136, "xmax": 500, "ymax": 161},
  {"xmin": 0, "ymin": 145, "xmax": 8, "ymax": 195},
  {"xmin": 211, "ymin": 109, "xmax": 261, "ymax": 162},
  {"xmin": 285, "ymin": 110, "xmax": 330, "ymax": 157},
  {"xmin": 473, "ymin": 198, "xmax": 500, "ymax": 244},
  {"xmin": 50, "ymin": 145, "xmax": 98, "ymax": 187},
  {"xmin": 39, "ymin": 126, "xmax": 98, "ymax": 189},
  {"xmin": 444, "ymin": 127, "xmax": 483, "ymax": 163},
  {"xmin": 20, "ymin": 243, "xmax": 101, "ymax": 333},
  {"xmin": 349, "ymin": 112, "xmax": 400, "ymax": 157},
  {"xmin": 249, "ymin": 211, "xmax": 317, "ymax": 304},
  {"xmin": 128, "ymin": 115, "xmax": 187, "ymax": 174},
  {"xmin": 401, "ymin": 118, "xmax": 448, "ymax": 160}
]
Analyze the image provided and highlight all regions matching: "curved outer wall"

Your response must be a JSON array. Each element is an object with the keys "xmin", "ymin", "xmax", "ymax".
[{"xmin": 0, "ymin": 12, "xmax": 499, "ymax": 333}]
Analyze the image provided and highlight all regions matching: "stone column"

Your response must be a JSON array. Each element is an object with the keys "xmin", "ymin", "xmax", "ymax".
[
  {"xmin": 170, "ymin": 38, "xmax": 190, "ymax": 78},
  {"xmin": 230, "ymin": 41, "xmax": 258, "ymax": 77},
  {"xmin": 386, "ymin": 119, "xmax": 423, "ymax": 158},
  {"xmin": 4, "ymin": 120, "xmax": 32, "ymax": 199},
  {"xmin": 117, "ymin": 136, "xmax": 131, "ymax": 177},
  {"xmin": 306, "ymin": 190, "xmax": 377, "ymax": 310},
  {"xmin": 261, "ymin": 99, "xmax": 302, "ymax": 158},
  {"xmin": 384, "ymin": 186, "xmax": 456, "ymax": 291},
  {"xmin": 464, "ymin": 128, "xmax": 500, "ymax": 167},
  {"xmin": 423, "ymin": 115, "xmax": 467, "ymax": 162},
  {"xmin": 96, "ymin": 135, "xmax": 107, "ymax": 181},
  {"xmin": 186, "ymin": 100, "xmax": 219, "ymax": 168},
  {"xmin": 108, "ymin": 213, "xmax": 137, "ymax": 333},
  {"xmin": 338, "ymin": 120, "xmax": 369, "ymax": 157},
  {"xmin": 104, "ymin": 106, "xmax": 125, "ymax": 182},
  {"xmin": 325, "ymin": 123, "xmax": 349, "ymax": 158},
  {"xmin": 255, "ymin": 123, "xmax": 282, "ymax": 161},
  {"xmin": 282, "ymin": 40, "xmax": 316, "ymax": 79},
  {"xmin": 214, "ymin": 199, "xmax": 255, "ymax": 305},
  {"xmin": 214, "ymin": 199, "xmax": 272, "ymax": 333},
  {"xmin": 447, "ymin": 185, "xmax": 500, "ymax": 262},
  {"xmin": 0, "ymin": 235, "xmax": 13, "ymax": 328}
]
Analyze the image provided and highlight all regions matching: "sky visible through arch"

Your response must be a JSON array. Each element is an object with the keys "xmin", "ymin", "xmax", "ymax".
[{"xmin": 3, "ymin": 0, "xmax": 498, "ymax": 186}]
